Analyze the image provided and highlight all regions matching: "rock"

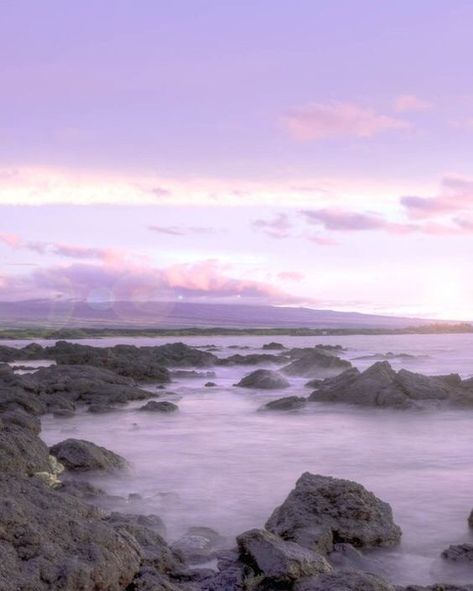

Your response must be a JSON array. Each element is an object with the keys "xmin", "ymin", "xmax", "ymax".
[
  {"xmin": 172, "ymin": 370, "xmax": 216, "ymax": 379},
  {"xmin": 262, "ymin": 342, "xmax": 285, "ymax": 350},
  {"xmin": 205, "ymin": 382, "xmax": 217, "ymax": 387},
  {"xmin": 0, "ymin": 417, "xmax": 50, "ymax": 475},
  {"xmin": 441, "ymin": 543, "xmax": 473, "ymax": 562},
  {"xmin": 58, "ymin": 480, "xmax": 106, "ymax": 501},
  {"xmin": 235, "ymin": 369, "xmax": 290, "ymax": 390},
  {"xmin": 218, "ymin": 353, "xmax": 282, "ymax": 366},
  {"xmin": 1, "ymin": 409, "xmax": 41, "ymax": 434},
  {"xmin": 265, "ymin": 472, "xmax": 401, "ymax": 553},
  {"xmin": 0, "ymin": 474, "xmax": 141, "ymax": 591},
  {"xmin": 283, "ymin": 349, "xmax": 351, "ymax": 378},
  {"xmin": 294, "ymin": 570, "xmax": 395, "ymax": 591},
  {"xmin": 237, "ymin": 528, "xmax": 332, "ymax": 585},
  {"xmin": 50, "ymin": 438, "xmax": 128, "ymax": 472},
  {"xmin": 309, "ymin": 362, "xmax": 471, "ymax": 408},
  {"xmin": 261, "ymin": 396, "xmax": 307, "ymax": 411},
  {"xmin": 469, "ymin": 509, "xmax": 473, "ymax": 528},
  {"xmin": 53, "ymin": 408, "xmax": 75, "ymax": 418},
  {"xmin": 171, "ymin": 526, "xmax": 225, "ymax": 564},
  {"xmin": 305, "ymin": 378, "xmax": 323, "ymax": 389},
  {"xmin": 88, "ymin": 403, "xmax": 117, "ymax": 414},
  {"xmin": 399, "ymin": 586, "xmax": 473, "ymax": 591},
  {"xmin": 128, "ymin": 567, "xmax": 184, "ymax": 590},
  {"xmin": 139, "ymin": 400, "xmax": 179, "ymax": 413}
]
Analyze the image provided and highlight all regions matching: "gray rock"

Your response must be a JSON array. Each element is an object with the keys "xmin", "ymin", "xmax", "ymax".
[
  {"xmin": 139, "ymin": 400, "xmax": 179, "ymax": 413},
  {"xmin": 261, "ymin": 396, "xmax": 307, "ymax": 411},
  {"xmin": 265, "ymin": 472, "xmax": 401, "ymax": 553},
  {"xmin": 294, "ymin": 570, "xmax": 395, "ymax": 591},
  {"xmin": 309, "ymin": 361, "xmax": 472, "ymax": 408},
  {"xmin": 88, "ymin": 403, "xmax": 117, "ymax": 414},
  {"xmin": 50, "ymin": 438, "xmax": 128, "ymax": 472},
  {"xmin": 0, "ymin": 417, "xmax": 50, "ymax": 475},
  {"xmin": 235, "ymin": 369, "xmax": 290, "ymax": 390},
  {"xmin": 205, "ymin": 382, "xmax": 217, "ymax": 387},
  {"xmin": 283, "ymin": 349, "xmax": 351, "ymax": 378},
  {"xmin": 0, "ymin": 474, "xmax": 141, "ymax": 591},
  {"xmin": 441, "ymin": 543, "xmax": 473, "ymax": 562},
  {"xmin": 219, "ymin": 353, "xmax": 282, "ymax": 366},
  {"xmin": 262, "ymin": 342, "xmax": 285, "ymax": 350},
  {"xmin": 237, "ymin": 528, "xmax": 332, "ymax": 584}
]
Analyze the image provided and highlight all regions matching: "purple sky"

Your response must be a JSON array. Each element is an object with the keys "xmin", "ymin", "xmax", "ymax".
[{"xmin": 1, "ymin": 1, "xmax": 473, "ymax": 319}]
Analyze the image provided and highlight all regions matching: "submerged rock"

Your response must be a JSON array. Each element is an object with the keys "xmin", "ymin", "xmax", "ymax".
[
  {"xmin": 265, "ymin": 472, "xmax": 401, "ymax": 554},
  {"xmin": 261, "ymin": 396, "xmax": 307, "ymax": 411},
  {"xmin": 50, "ymin": 438, "xmax": 128, "ymax": 472},
  {"xmin": 235, "ymin": 369, "xmax": 290, "ymax": 390},
  {"xmin": 282, "ymin": 349, "xmax": 351, "ymax": 378},
  {"xmin": 441, "ymin": 543, "xmax": 473, "ymax": 562},
  {"xmin": 262, "ymin": 342, "xmax": 285, "ymax": 350},
  {"xmin": 172, "ymin": 526, "xmax": 225, "ymax": 564},
  {"xmin": 309, "ymin": 361, "xmax": 472, "ymax": 408},
  {"xmin": 139, "ymin": 400, "xmax": 179, "ymax": 413},
  {"xmin": 237, "ymin": 528, "xmax": 332, "ymax": 585}
]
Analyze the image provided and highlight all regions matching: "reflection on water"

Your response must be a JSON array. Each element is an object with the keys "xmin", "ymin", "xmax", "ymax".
[{"xmin": 37, "ymin": 334, "xmax": 473, "ymax": 586}]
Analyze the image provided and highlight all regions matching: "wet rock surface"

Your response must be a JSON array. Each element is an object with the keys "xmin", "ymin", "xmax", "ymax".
[
  {"xmin": 282, "ymin": 348, "xmax": 352, "ymax": 378},
  {"xmin": 139, "ymin": 400, "xmax": 179, "ymax": 413},
  {"xmin": 235, "ymin": 369, "xmax": 290, "ymax": 390},
  {"xmin": 441, "ymin": 543, "xmax": 473, "ymax": 562},
  {"xmin": 261, "ymin": 395, "xmax": 307, "ymax": 411},
  {"xmin": 50, "ymin": 438, "xmax": 128, "ymax": 472}
]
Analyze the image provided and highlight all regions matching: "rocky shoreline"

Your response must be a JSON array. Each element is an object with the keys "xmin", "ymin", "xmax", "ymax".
[{"xmin": 1, "ymin": 340, "xmax": 473, "ymax": 590}]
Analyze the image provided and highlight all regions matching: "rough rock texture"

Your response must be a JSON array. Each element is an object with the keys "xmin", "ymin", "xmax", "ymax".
[
  {"xmin": 139, "ymin": 400, "xmax": 179, "ymax": 413},
  {"xmin": 309, "ymin": 361, "xmax": 473, "ymax": 408},
  {"xmin": 283, "ymin": 348, "xmax": 351, "ymax": 378},
  {"xmin": 235, "ymin": 369, "xmax": 290, "ymax": 390},
  {"xmin": 0, "ymin": 474, "xmax": 141, "ymax": 591},
  {"xmin": 218, "ymin": 353, "xmax": 282, "ymax": 366},
  {"xmin": 237, "ymin": 528, "xmax": 332, "ymax": 585},
  {"xmin": 400, "ymin": 586, "xmax": 473, "ymax": 591},
  {"xmin": 262, "ymin": 342, "xmax": 285, "ymax": 350},
  {"xmin": 441, "ymin": 543, "xmax": 473, "ymax": 562},
  {"xmin": 46, "ymin": 341, "xmax": 216, "ymax": 381},
  {"xmin": 0, "ymin": 413, "xmax": 50, "ymax": 475},
  {"xmin": 50, "ymin": 438, "xmax": 128, "ymax": 472},
  {"xmin": 265, "ymin": 472, "xmax": 401, "ymax": 553},
  {"xmin": 261, "ymin": 396, "xmax": 307, "ymax": 411},
  {"xmin": 294, "ymin": 570, "xmax": 396, "ymax": 591},
  {"xmin": 172, "ymin": 527, "xmax": 225, "ymax": 564}
]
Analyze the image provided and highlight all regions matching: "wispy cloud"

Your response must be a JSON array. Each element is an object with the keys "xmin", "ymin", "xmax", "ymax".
[
  {"xmin": 148, "ymin": 225, "xmax": 216, "ymax": 236},
  {"xmin": 283, "ymin": 102, "xmax": 408, "ymax": 141},
  {"xmin": 401, "ymin": 176, "xmax": 473, "ymax": 219},
  {"xmin": 394, "ymin": 94, "xmax": 432, "ymax": 113},
  {"xmin": 252, "ymin": 213, "xmax": 292, "ymax": 239}
]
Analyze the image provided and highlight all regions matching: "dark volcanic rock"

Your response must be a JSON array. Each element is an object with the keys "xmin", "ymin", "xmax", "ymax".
[
  {"xmin": 50, "ymin": 438, "xmax": 128, "ymax": 472},
  {"xmin": 46, "ymin": 341, "xmax": 216, "ymax": 381},
  {"xmin": 139, "ymin": 400, "xmax": 179, "ymax": 413},
  {"xmin": 265, "ymin": 472, "xmax": 401, "ymax": 554},
  {"xmin": 237, "ymin": 528, "xmax": 332, "ymax": 585},
  {"xmin": 172, "ymin": 526, "xmax": 225, "ymax": 564},
  {"xmin": 218, "ymin": 353, "xmax": 283, "ymax": 366},
  {"xmin": 294, "ymin": 570, "xmax": 395, "ymax": 591},
  {"xmin": 310, "ymin": 361, "xmax": 472, "ymax": 408},
  {"xmin": 283, "ymin": 349, "xmax": 351, "ymax": 378},
  {"xmin": 0, "ymin": 414, "xmax": 50, "ymax": 475},
  {"xmin": 441, "ymin": 543, "xmax": 473, "ymax": 562},
  {"xmin": 205, "ymin": 381, "xmax": 217, "ymax": 387},
  {"xmin": 235, "ymin": 369, "xmax": 290, "ymax": 390},
  {"xmin": 0, "ymin": 474, "xmax": 141, "ymax": 591},
  {"xmin": 262, "ymin": 342, "xmax": 285, "ymax": 350},
  {"xmin": 261, "ymin": 396, "xmax": 307, "ymax": 411}
]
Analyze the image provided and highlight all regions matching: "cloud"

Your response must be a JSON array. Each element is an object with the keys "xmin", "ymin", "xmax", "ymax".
[
  {"xmin": 252, "ymin": 213, "xmax": 292, "ymax": 239},
  {"xmin": 277, "ymin": 271, "xmax": 305, "ymax": 282},
  {"xmin": 0, "ymin": 259, "xmax": 296, "ymax": 304},
  {"xmin": 283, "ymin": 102, "xmax": 408, "ymax": 141},
  {"xmin": 148, "ymin": 225, "xmax": 216, "ymax": 236},
  {"xmin": 301, "ymin": 209, "xmax": 413, "ymax": 234},
  {"xmin": 401, "ymin": 176, "xmax": 473, "ymax": 219},
  {"xmin": 394, "ymin": 95, "xmax": 432, "ymax": 113},
  {"xmin": 0, "ymin": 232, "xmax": 21, "ymax": 248}
]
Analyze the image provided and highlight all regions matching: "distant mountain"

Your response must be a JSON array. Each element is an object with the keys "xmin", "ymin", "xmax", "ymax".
[{"xmin": 0, "ymin": 299, "xmax": 455, "ymax": 330}]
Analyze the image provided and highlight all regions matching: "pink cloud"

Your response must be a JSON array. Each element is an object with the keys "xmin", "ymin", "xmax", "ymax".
[
  {"xmin": 401, "ymin": 176, "xmax": 473, "ymax": 219},
  {"xmin": 252, "ymin": 213, "xmax": 292, "ymax": 239},
  {"xmin": 148, "ymin": 225, "xmax": 216, "ymax": 236},
  {"xmin": 278, "ymin": 271, "xmax": 305, "ymax": 282},
  {"xmin": 0, "ymin": 232, "xmax": 21, "ymax": 248},
  {"xmin": 283, "ymin": 102, "xmax": 408, "ymax": 141},
  {"xmin": 394, "ymin": 95, "xmax": 432, "ymax": 113},
  {"xmin": 301, "ymin": 209, "xmax": 415, "ymax": 234}
]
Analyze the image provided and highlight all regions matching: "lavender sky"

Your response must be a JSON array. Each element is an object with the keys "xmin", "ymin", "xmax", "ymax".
[{"xmin": 1, "ymin": 1, "xmax": 473, "ymax": 319}]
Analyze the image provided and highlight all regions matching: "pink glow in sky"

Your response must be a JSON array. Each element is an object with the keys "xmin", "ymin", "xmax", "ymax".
[{"xmin": 1, "ymin": 1, "xmax": 473, "ymax": 319}]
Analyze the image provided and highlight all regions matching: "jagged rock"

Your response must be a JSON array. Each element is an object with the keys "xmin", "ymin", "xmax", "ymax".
[
  {"xmin": 0, "ymin": 416, "xmax": 50, "ymax": 475},
  {"xmin": 441, "ymin": 543, "xmax": 473, "ymax": 562},
  {"xmin": 235, "ymin": 369, "xmax": 290, "ymax": 390},
  {"xmin": 282, "ymin": 349, "xmax": 351, "ymax": 378},
  {"xmin": 0, "ymin": 474, "xmax": 141, "ymax": 591},
  {"xmin": 294, "ymin": 570, "xmax": 395, "ymax": 591},
  {"xmin": 309, "ymin": 362, "xmax": 472, "ymax": 408},
  {"xmin": 58, "ymin": 480, "xmax": 106, "ymax": 501},
  {"xmin": 128, "ymin": 567, "xmax": 184, "ymax": 590},
  {"xmin": 237, "ymin": 528, "xmax": 332, "ymax": 585},
  {"xmin": 219, "ymin": 353, "xmax": 282, "ymax": 366},
  {"xmin": 265, "ymin": 472, "xmax": 401, "ymax": 553},
  {"xmin": 139, "ymin": 400, "xmax": 179, "ymax": 413},
  {"xmin": 50, "ymin": 438, "xmax": 128, "ymax": 472},
  {"xmin": 262, "ymin": 342, "xmax": 285, "ymax": 350},
  {"xmin": 261, "ymin": 396, "xmax": 307, "ymax": 411}
]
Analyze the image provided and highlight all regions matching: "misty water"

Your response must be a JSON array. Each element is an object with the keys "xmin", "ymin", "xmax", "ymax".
[{"xmin": 12, "ymin": 334, "xmax": 473, "ymax": 586}]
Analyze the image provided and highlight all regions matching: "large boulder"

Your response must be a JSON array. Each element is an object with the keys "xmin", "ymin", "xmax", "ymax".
[
  {"xmin": 139, "ymin": 400, "xmax": 179, "ymax": 413},
  {"xmin": 309, "ymin": 362, "xmax": 471, "ymax": 408},
  {"xmin": 441, "ymin": 543, "xmax": 473, "ymax": 562},
  {"xmin": 265, "ymin": 472, "xmax": 401, "ymax": 553},
  {"xmin": 283, "ymin": 349, "xmax": 351, "ymax": 378},
  {"xmin": 261, "ymin": 396, "xmax": 307, "ymax": 411},
  {"xmin": 0, "ymin": 474, "xmax": 141, "ymax": 591},
  {"xmin": 237, "ymin": 528, "xmax": 332, "ymax": 585},
  {"xmin": 235, "ymin": 369, "xmax": 290, "ymax": 390},
  {"xmin": 0, "ymin": 413, "xmax": 50, "ymax": 475},
  {"xmin": 50, "ymin": 438, "xmax": 128, "ymax": 473},
  {"xmin": 293, "ymin": 570, "xmax": 395, "ymax": 591}
]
